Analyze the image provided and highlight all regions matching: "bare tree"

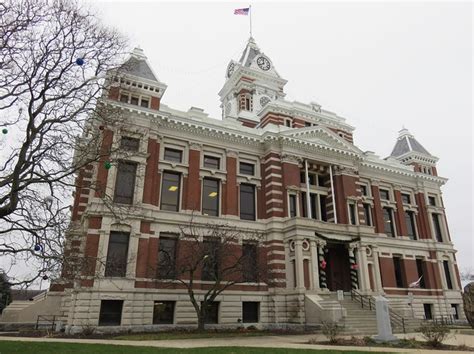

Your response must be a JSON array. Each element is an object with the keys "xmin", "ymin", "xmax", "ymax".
[
  {"xmin": 0, "ymin": 0, "xmax": 128, "ymax": 286},
  {"xmin": 154, "ymin": 217, "xmax": 268, "ymax": 331}
]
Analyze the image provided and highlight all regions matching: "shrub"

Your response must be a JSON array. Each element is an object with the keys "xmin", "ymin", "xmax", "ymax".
[
  {"xmin": 418, "ymin": 321, "xmax": 450, "ymax": 348},
  {"xmin": 81, "ymin": 323, "xmax": 95, "ymax": 336},
  {"xmin": 321, "ymin": 321, "xmax": 344, "ymax": 344}
]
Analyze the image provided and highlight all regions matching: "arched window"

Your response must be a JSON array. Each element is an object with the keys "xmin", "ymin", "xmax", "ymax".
[{"xmin": 239, "ymin": 93, "xmax": 253, "ymax": 112}]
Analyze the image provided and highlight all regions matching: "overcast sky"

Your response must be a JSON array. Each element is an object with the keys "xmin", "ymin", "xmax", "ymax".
[{"xmin": 92, "ymin": 1, "xmax": 473, "ymax": 271}]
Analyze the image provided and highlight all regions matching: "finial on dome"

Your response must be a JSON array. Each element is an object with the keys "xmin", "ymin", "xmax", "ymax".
[
  {"xmin": 398, "ymin": 127, "xmax": 413, "ymax": 139},
  {"xmin": 131, "ymin": 47, "xmax": 147, "ymax": 60}
]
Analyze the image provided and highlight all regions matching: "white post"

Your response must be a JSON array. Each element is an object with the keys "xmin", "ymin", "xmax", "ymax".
[
  {"xmin": 310, "ymin": 240, "xmax": 320, "ymax": 290},
  {"xmin": 329, "ymin": 165, "xmax": 337, "ymax": 224},
  {"xmin": 305, "ymin": 159, "xmax": 312, "ymax": 219}
]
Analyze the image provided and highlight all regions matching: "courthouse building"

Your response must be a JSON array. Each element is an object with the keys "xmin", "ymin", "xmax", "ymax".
[{"xmin": 46, "ymin": 38, "xmax": 464, "ymax": 332}]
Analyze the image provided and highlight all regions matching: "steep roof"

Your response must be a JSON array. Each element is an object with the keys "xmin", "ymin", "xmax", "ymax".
[
  {"xmin": 121, "ymin": 47, "xmax": 159, "ymax": 82},
  {"xmin": 390, "ymin": 128, "xmax": 431, "ymax": 157}
]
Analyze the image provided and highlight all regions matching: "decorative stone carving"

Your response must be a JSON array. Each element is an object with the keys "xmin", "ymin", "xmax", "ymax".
[
  {"xmin": 226, "ymin": 150, "xmax": 239, "ymax": 158},
  {"xmin": 281, "ymin": 153, "xmax": 300, "ymax": 165},
  {"xmin": 333, "ymin": 165, "xmax": 358, "ymax": 176},
  {"xmin": 189, "ymin": 142, "xmax": 202, "ymax": 151},
  {"xmin": 463, "ymin": 282, "xmax": 474, "ymax": 328}
]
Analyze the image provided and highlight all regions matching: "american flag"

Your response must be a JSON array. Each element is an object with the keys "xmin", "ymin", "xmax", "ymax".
[{"xmin": 234, "ymin": 7, "xmax": 250, "ymax": 15}]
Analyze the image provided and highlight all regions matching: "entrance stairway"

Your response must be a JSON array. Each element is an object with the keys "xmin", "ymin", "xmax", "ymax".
[{"xmin": 315, "ymin": 292, "xmax": 421, "ymax": 335}]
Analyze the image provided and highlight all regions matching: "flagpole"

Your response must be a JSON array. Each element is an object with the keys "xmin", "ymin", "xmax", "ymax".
[{"xmin": 249, "ymin": 5, "xmax": 252, "ymax": 37}]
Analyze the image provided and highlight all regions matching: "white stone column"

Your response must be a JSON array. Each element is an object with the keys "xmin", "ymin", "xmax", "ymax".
[
  {"xmin": 294, "ymin": 240, "xmax": 305, "ymax": 289},
  {"xmin": 358, "ymin": 245, "xmax": 371, "ymax": 291},
  {"xmin": 372, "ymin": 247, "xmax": 383, "ymax": 293},
  {"xmin": 310, "ymin": 240, "xmax": 320, "ymax": 290}
]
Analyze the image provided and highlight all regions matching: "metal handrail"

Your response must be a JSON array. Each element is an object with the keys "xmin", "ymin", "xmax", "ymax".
[
  {"xmin": 350, "ymin": 289, "xmax": 406, "ymax": 333},
  {"xmin": 36, "ymin": 315, "xmax": 56, "ymax": 331}
]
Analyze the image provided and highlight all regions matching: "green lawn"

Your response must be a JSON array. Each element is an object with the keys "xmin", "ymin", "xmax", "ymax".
[
  {"xmin": 0, "ymin": 341, "xmax": 381, "ymax": 354},
  {"xmin": 114, "ymin": 330, "xmax": 273, "ymax": 341}
]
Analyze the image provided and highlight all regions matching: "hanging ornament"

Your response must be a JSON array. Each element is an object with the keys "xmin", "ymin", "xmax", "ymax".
[
  {"xmin": 75, "ymin": 58, "xmax": 84, "ymax": 66},
  {"xmin": 42, "ymin": 275, "xmax": 49, "ymax": 280},
  {"xmin": 2, "ymin": 128, "xmax": 7, "ymax": 134},
  {"xmin": 34, "ymin": 244, "xmax": 42, "ymax": 252},
  {"xmin": 99, "ymin": 125, "xmax": 105, "ymax": 130},
  {"xmin": 320, "ymin": 259, "xmax": 327, "ymax": 269},
  {"xmin": 351, "ymin": 263, "xmax": 359, "ymax": 270},
  {"xmin": 104, "ymin": 161, "xmax": 112, "ymax": 169}
]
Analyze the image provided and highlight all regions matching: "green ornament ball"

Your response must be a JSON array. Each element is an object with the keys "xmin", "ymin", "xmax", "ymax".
[
  {"xmin": 2, "ymin": 128, "xmax": 7, "ymax": 134},
  {"xmin": 104, "ymin": 161, "xmax": 112, "ymax": 169}
]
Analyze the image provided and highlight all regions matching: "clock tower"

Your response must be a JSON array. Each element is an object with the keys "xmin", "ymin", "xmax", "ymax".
[{"xmin": 219, "ymin": 37, "xmax": 287, "ymax": 127}]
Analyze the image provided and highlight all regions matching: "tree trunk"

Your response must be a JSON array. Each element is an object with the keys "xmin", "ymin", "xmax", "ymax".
[{"xmin": 198, "ymin": 308, "xmax": 206, "ymax": 331}]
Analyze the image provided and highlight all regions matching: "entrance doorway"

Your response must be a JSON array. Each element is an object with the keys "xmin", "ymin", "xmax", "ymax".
[{"xmin": 325, "ymin": 243, "xmax": 352, "ymax": 292}]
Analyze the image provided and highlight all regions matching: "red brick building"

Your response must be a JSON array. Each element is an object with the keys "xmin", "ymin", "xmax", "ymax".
[{"xmin": 51, "ymin": 40, "xmax": 464, "ymax": 332}]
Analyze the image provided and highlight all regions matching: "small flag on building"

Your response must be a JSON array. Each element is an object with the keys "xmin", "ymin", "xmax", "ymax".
[
  {"xmin": 234, "ymin": 7, "xmax": 250, "ymax": 15},
  {"xmin": 409, "ymin": 276, "xmax": 423, "ymax": 288}
]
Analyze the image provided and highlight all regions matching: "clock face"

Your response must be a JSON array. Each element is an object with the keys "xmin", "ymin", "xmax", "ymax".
[
  {"xmin": 227, "ymin": 62, "xmax": 235, "ymax": 78},
  {"xmin": 257, "ymin": 56, "xmax": 271, "ymax": 71}
]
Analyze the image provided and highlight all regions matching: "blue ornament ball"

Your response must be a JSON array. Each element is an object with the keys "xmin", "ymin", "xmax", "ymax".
[
  {"xmin": 75, "ymin": 58, "xmax": 84, "ymax": 66},
  {"xmin": 34, "ymin": 244, "xmax": 42, "ymax": 252},
  {"xmin": 42, "ymin": 275, "xmax": 49, "ymax": 280},
  {"xmin": 2, "ymin": 128, "xmax": 7, "ymax": 134}
]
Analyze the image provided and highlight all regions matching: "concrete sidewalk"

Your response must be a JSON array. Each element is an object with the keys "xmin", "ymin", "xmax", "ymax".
[{"xmin": 0, "ymin": 332, "xmax": 472, "ymax": 353}]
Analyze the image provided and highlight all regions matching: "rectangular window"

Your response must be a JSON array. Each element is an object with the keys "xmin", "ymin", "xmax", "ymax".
[
  {"xmin": 300, "ymin": 172, "xmax": 317, "ymax": 186},
  {"xmin": 285, "ymin": 119, "xmax": 291, "ymax": 127},
  {"xmin": 99, "ymin": 300, "xmax": 123, "ymax": 326},
  {"xmin": 301, "ymin": 192, "xmax": 318, "ymax": 220},
  {"xmin": 363, "ymin": 203, "xmax": 372, "ymax": 226},
  {"xmin": 242, "ymin": 302, "xmax": 259, "ymax": 323},
  {"xmin": 380, "ymin": 189, "xmax": 390, "ymax": 200},
  {"xmin": 393, "ymin": 256, "xmax": 404, "ymax": 288},
  {"xmin": 203, "ymin": 155, "xmax": 220, "ymax": 169},
  {"xmin": 432, "ymin": 213, "xmax": 443, "ymax": 242},
  {"xmin": 202, "ymin": 239, "xmax": 219, "ymax": 281},
  {"xmin": 239, "ymin": 162, "xmax": 255, "ymax": 176},
  {"xmin": 405, "ymin": 211, "xmax": 416, "ymax": 240},
  {"xmin": 202, "ymin": 301, "xmax": 219, "ymax": 324},
  {"xmin": 119, "ymin": 93, "xmax": 129, "ymax": 103},
  {"xmin": 401, "ymin": 193, "xmax": 411, "ymax": 204},
  {"xmin": 130, "ymin": 96, "xmax": 139, "ymax": 105},
  {"xmin": 140, "ymin": 98, "xmax": 149, "ymax": 108},
  {"xmin": 443, "ymin": 261, "xmax": 453, "ymax": 290},
  {"xmin": 202, "ymin": 178, "xmax": 220, "ymax": 216},
  {"xmin": 348, "ymin": 203, "xmax": 357, "ymax": 225},
  {"xmin": 304, "ymin": 122, "xmax": 312, "ymax": 127},
  {"xmin": 120, "ymin": 136, "xmax": 140, "ymax": 151},
  {"xmin": 158, "ymin": 235, "xmax": 177, "ymax": 279},
  {"xmin": 360, "ymin": 185, "xmax": 368, "ymax": 196},
  {"xmin": 243, "ymin": 242, "xmax": 258, "ymax": 282},
  {"xmin": 105, "ymin": 232, "xmax": 129, "ymax": 277},
  {"xmin": 319, "ymin": 195, "xmax": 327, "ymax": 222},
  {"xmin": 428, "ymin": 196, "xmax": 437, "ymax": 206},
  {"xmin": 153, "ymin": 301, "xmax": 175, "ymax": 324},
  {"xmin": 383, "ymin": 207, "xmax": 395, "ymax": 237},
  {"xmin": 416, "ymin": 258, "xmax": 426, "ymax": 288},
  {"xmin": 289, "ymin": 194, "xmax": 297, "ymax": 217},
  {"xmin": 423, "ymin": 304, "xmax": 433, "ymax": 320},
  {"xmin": 164, "ymin": 148, "xmax": 183, "ymax": 163},
  {"xmin": 451, "ymin": 304, "xmax": 459, "ymax": 320},
  {"xmin": 160, "ymin": 172, "xmax": 181, "ymax": 211},
  {"xmin": 240, "ymin": 184, "xmax": 256, "ymax": 220},
  {"xmin": 113, "ymin": 161, "xmax": 137, "ymax": 204}
]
